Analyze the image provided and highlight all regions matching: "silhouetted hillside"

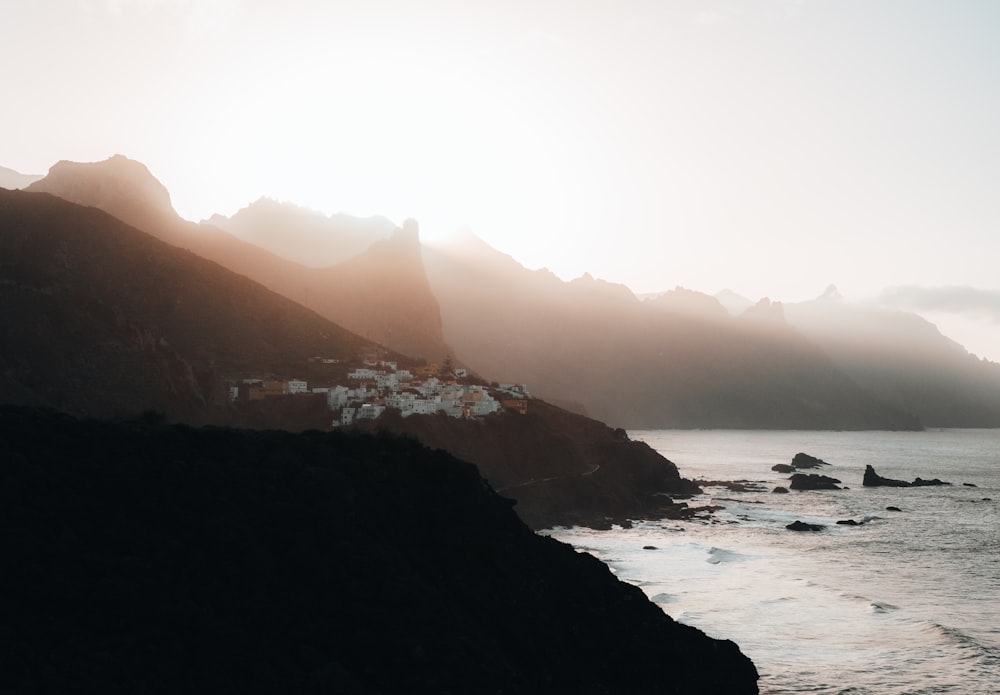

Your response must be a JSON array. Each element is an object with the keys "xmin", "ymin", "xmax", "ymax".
[
  {"xmin": 352, "ymin": 400, "xmax": 701, "ymax": 529},
  {"xmin": 28, "ymin": 156, "xmax": 449, "ymax": 361},
  {"xmin": 0, "ymin": 188, "xmax": 376, "ymax": 423},
  {"xmin": 207, "ymin": 196, "xmax": 395, "ymax": 266},
  {"xmin": 0, "ymin": 406, "xmax": 759, "ymax": 694},
  {"xmin": 0, "ymin": 186, "xmax": 707, "ymax": 532},
  {"xmin": 423, "ymin": 234, "xmax": 920, "ymax": 430}
]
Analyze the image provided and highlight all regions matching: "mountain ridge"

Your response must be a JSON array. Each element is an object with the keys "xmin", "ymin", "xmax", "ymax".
[
  {"xmin": 27, "ymin": 156, "xmax": 450, "ymax": 362},
  {"xmin": 20, "ymin": 154, "xmax": 1000, "ymax": 428}
]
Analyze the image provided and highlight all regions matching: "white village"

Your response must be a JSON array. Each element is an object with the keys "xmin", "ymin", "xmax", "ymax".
[{"xmin": 228, "ymin": 358, "xmax": 530, "ymax": 427}]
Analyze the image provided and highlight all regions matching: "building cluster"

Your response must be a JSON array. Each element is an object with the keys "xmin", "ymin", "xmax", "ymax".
[{"xmin": 229, "ymin": 360, "xmax": 529, "ymax": 427}]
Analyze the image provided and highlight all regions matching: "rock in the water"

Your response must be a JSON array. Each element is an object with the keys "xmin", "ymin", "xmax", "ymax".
[
  {"xmin": 772, "ymin": 486, "xmax": 789, "ymax": 494},
  {"xmin": 789, "ymin": 473, "xmax": 842, "ymax": 490},
  {"xmin": 911, "ymin": 477, "xmax": 951, "ymax": 487},
  {"xmin": 771, "ymin": 464, "xmax": 795, "ymax": 473},
  {"xmin": 642, "ymin": 545, "xmax": 658, "ymax": 550},
  {"xmin": 786, "ymin": 520, "xmax": 824, "ymax": 532},
  {"xmin": 863, "ymin": 465, "xmax": 910, "ymax": 487},
  {"xmin": 864, "ymin": 465, "xmax": 951, "ymax": 487},
  {"xmin": 964, "ymin": 483, "xmax": 978, "ymax": 487},
  {"xmin": 791, "ymin": 452, "xmax": 830, "ymax": 469},
  {"xmin": 836, "ymin": 519, "xmax": 860, "ymax": 526}
]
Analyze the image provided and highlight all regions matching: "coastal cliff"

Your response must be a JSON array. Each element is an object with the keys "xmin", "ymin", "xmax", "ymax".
[
  {"xmin": 0, "ymin": 406, "xmax": 759, "ymax": 694},
  {"xmin": 352, "ymin": 400, "xmax": 702, "ymax": 529}
]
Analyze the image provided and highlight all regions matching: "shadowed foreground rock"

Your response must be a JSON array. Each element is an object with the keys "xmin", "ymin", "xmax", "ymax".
[{"xmin": 0, "ymin": 407, "xmax": 758, "ymax": 695}]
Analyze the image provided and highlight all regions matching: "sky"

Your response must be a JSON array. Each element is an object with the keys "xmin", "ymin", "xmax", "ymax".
[{"xmin": 4, "ymin": 0, "xmax": 1000, "ymax": 360}]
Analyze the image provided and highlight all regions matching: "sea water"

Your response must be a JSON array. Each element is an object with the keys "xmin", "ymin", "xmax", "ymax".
[{"xmin": 547, "ymin": 429, "xmax": 1000, "ymax": 694}]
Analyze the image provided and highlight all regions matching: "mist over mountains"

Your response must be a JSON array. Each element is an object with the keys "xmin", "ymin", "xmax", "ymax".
[
  {"xmin": 26, "ymin": 156, "xmax": 449, "ymax": 363},
  {"xmin": 207, "ymin": 197, "xmax": 395, "ymax": 267},
  {"xmin": 0, "ymin": 178, "xmax": 705, "ymax": 529},
  {"xmin": 12, "ymin": 154, "xmax": 1000, "ymax": 429},
  {"xmin": 0, "ymin": 165, "xmax": 43, "ymax": 190},
  {"xmin": 0, "ymin": 187, "xmax": 375, "ymax": 425}
]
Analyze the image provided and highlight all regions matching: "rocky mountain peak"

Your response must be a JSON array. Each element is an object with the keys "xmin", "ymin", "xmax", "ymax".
[{"xmin": 27, "ymin": 155, "xmax": 178, "ymax": 225}]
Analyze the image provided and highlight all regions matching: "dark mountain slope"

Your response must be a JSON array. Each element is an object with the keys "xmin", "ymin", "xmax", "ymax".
[
  {"xmin": 0, "ymin": 187, "xmax": 706, "ymax": 531},
  {"xmin": 0, "ymin": 406, "xmax": 759, "ymax": 694},
  {"xmin": 423, "ymin": 235, "xmax": 920, "ymax": 429},
  {"xmin": 352, "ymin": 400, "xmax": 701, "ymax": 529},
  {"xmin": 0, "ymin": 188, "xmax": 374, "ymax": 422},
  {"xmin": 27, "ymin": 156, "xmax": 449, "ymax": 361}
]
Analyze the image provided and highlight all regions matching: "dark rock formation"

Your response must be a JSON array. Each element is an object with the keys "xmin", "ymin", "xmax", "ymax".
[
  {"xmin": 836, "ymin": 519, "xmax": 861, "ymax": 526},
  {"xmin": 863, "ymin": 465, "xmax": 951, "ymax": 488},
  {"xmin": 772, "ymin": 486, "xmax": 789, "ymax": 494},
  {"xmin": 791, "ymin": 452, "xmax": 830, "ymax": 468},
  {"xmin": 786, "ymin": 520, "xmax": 824, "ymax": 532},
  {"xmin": 789, "ymin": 473, "xmax": 842, "ymax": 490},
  {"xmin": 886, "ymin": 506, "xmax": 902, "ymax": 512},
  {"xmin": 771, "ymin": 464, "xmax": 795, "ymax": 473},
  {"xmin": 911, "ymin": 477, "xmax": 951, "ymax": 487},
  {"xmin": 0, "ymin": 406, "xmax": 759, "ymax": 694},
  {"xmin": 352, "ymin": 402, "xmax": 701, "ymax": 530},
  {"xmin": 864, "ymin": 465, "xmax": 911, "ymax": 486}
]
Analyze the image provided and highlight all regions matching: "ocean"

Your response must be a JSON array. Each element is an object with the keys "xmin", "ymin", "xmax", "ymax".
[{"xmin": 547, "ymin": 429, "xmax": 1000, "ymax": 694}]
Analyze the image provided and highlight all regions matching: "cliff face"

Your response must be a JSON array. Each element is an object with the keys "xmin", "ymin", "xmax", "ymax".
[
  {"xmin": 352, "ymin": 399, "xmax": 702, "ymax": 529},
  {"xmin": 0, "ymin": 406, "xmax": 759, "ymax": 694}
]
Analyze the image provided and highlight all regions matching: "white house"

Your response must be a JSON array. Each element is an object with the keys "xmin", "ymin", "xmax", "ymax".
[
  {"xmin": 287, "ymin": 379, "xmax": 308, "ymax": 394},
  {"xmin": 326, "ymin": 386, "xmax": 350, "ymax": 409},
  {"xmin": 356, "ymin": 403, "xmax": 386, "ymax": 420}
]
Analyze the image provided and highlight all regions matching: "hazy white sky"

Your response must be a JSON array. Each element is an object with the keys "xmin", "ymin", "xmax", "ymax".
[{"xmin": 4, "ymin": 0, "xmax": 1000, "ymax": 358}]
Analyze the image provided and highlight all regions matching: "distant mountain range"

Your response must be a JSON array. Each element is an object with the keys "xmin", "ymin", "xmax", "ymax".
[
  {"xmin": 11, "ymin": 154, "xmax": 1000, "ymax": 429},
  {"xmin": 207, "ymin": 197, "xmax": 396, "ymax": 267},
  {"xmin": 422, "ymin": 236, "xmax": 921, "ymax": 429},
  {"xmin": 0, "ymin": 165, "xmax": 43, "ymax": 190}
]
